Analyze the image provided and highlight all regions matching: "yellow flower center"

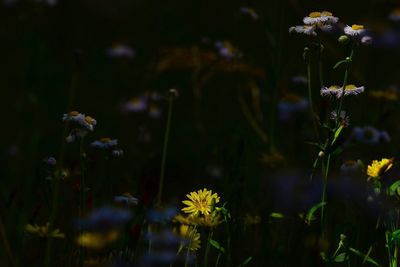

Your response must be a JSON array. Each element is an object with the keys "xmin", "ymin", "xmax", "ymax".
[
  {"xmin": 309, "ymin": 12, "xmax": 321, "ymax": 18},
  {"xmin": 351, "ymin": 24, "xmax": 364, "ymax": 30},
  {"xmin": 321, "ymin": 11, "xmax": 333, "ymax": 16},
  {"xmin": 122, "ymin": 192, "xmax": 133, "ymax": 197},
  {"xmin": 345, "ymin": 84, "xmax": 357, "ymax": 90},
  {"xmin": 329, "ymin": 85, "xmax": 340, "ymax": 90},
  {"xmin": 100, "ymin": 137, "xmax": 111, "ymax": 143},
  {"xmin": 69, "ymin": 111, "xmax": 79, "ymax": 116},
  {"xmin": 85, "ymin": 116, "xmax": 95, "ymax": 124}
]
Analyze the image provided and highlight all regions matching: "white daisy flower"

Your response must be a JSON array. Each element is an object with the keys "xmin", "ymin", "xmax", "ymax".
[
  {"xmin": 344, "ymin": 24, "xmax": 366, "ymax": 37},
  {"xmin": 80, "ymin": 116, "xmax": 97, "ymax": 131},
  {"xmin": 90, "ymin": 138, "xmax": 118, "ymax": 149},
  {"xmin": 62, "ymin": 111, "xmax": 85, "ymax": 123},
  {"xmin": 342, "ymin": 84, "xmax": 365, "ymax": 97},
  {"xmin": 303, "ymin": 11, "xmax": 338, "ymax": 25},
  {"xmin": 289, "ymin": 25, "xmax": 317, "ymax": 36},
  {"xmin": 320, "ymin": 85, "xmax": 341, "ymax": 97}
]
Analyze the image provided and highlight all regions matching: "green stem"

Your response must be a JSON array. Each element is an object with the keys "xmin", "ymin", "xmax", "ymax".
[
  {"xmin": 215, "ymin": 252, "xmax": 222, "ymax": 267},
  {"xmin": 320, "ymin": 154, "xmax": 331, "ymax": 233},
  {"xmin": 45, "ymin": 59, "xmax": 80, "ymax": 267},
  {"xmin": 318, "ymin": 36, "xmax": 324, "ymax": 89},
  {"xmin": 204, "ymin": 230, "xmax": 214, "ymax": 267},
  {"xmin": 156, "ymin": 91, "xmax": 175, "ymax": 207},
  {"xmin": 78, "ymin": 137, "xmax": 86, "ymax": 267},
  {"xmin": 336, "ymin": 47, "xmax": 355, "ymax": 127}
]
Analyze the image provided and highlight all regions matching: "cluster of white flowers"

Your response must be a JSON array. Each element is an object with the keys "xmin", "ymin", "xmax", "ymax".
[
  {"xmin": 63, "ymin": 111, "xmax": 97, "ymax": 142},
  {"xmin": 289, "ymin": 11, "xmax": 339, "ymax": 36}
]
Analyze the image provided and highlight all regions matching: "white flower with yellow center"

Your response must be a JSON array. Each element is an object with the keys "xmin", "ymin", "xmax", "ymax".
[
  {"xmin": 344, "ymin": 24, "xmax": 366, "ymax": 36},
  {"xmin": 289, "ymin": 25, "xmax": 317, "ymax": 36},
  {"xmin": 321, "ymin": 84, "xmax": 365, "ymax": 98},
  {"xmin": 80, "ymin": 115, "xmax": 97, "ymax": 131},
  {"xmin": 303, "ymin": 11, "xmax": 338, "ymax": 25},
  {"xmin": 62, "ymin": 111, "xmax": 85, "ymax": 123}
]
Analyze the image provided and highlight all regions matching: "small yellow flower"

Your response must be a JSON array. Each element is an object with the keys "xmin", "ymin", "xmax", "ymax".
[
  {"xmin": 367, "ymin": 158, "xmax": 394, "ymax": 179},
  {"xmin": 25, "ymin": 222, "xmax": 65, "ymax": 238},
  {"xmin": 174, "ymin": 213, "xmax": 222, "ymax": 228},
  {"xmin": 177, "ymin": 225, "xmax": 201, "ymax": 251},
  {"xmin": 182, "ymin": 188, "xmax": 220, "ymax": 216},
  {"xmin": 76, "ymin": 231, "xmax": 119, "ymax": 250}
]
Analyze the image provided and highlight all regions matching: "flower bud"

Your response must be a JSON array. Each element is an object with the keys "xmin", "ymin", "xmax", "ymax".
[{"xmin": 338, "ymin": 35, "xmax": 349, "ymax": 44}]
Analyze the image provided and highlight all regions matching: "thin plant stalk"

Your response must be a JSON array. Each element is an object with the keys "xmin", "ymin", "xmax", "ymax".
[
  {"xmin": 78, "ymin": 137, "xmax": 86, "ymax": 266},
  {"xmin": 336, "ymin": 47, "xmax": 355, "ymax": 126},
  {"xmin": 204, "ymin": 230, "xmax": 214, "ymax": 267},
  {"xmin": 156, "ymin": 90, "xmax": 176, "ymax": 207},
  {"xmin": 215, "ymin": 252, "xmax": 222, "ymax": 267},
  {"xmin": 320, "ymin": 154, "xmax": 331, "ymax": 233},
  {"xmin": 45, "ymin": 56, "xmax": 80, "ymax": 267}
]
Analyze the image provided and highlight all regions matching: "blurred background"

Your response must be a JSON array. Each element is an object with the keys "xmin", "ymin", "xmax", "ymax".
[{"xmin": 1, "ymin": 0, "xmax": 400, "ymax": 266}]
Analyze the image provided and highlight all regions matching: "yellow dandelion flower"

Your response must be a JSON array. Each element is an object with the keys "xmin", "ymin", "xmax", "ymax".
[
  {"xmin": 182, "ymin": 188, "xmax": 220, "ymax": 216},
  {"xmin": 367, "ymin": 158, "xmax": 394, "ymax": 179},
  {"xmin": 178, "ymin": 225, "xmax": 201, "ymax": 251},
  {"xmin": 25, "ymin": 222, "xmax": 65, "ymax": 238}
]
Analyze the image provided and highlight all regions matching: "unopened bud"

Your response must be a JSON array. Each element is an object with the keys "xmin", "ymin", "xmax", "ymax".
[
  {"xmin": 338, "ymin": 35, "xmax": 349, "ymax": 44},
  {"xmin": 318, "ymin": 151, "xmax": 325, "ymax": 158}
]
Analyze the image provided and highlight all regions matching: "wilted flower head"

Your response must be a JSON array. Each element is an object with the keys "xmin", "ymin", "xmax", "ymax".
[
  {"xmin": 330, "ymin": 110, "xmax": 350, "ymax": 127},
  {"xmin": 361, "ymin": 35, "xmax": 373, "ymax": 45},
  {"xmin": 107, "ymin": 44, "xmax": 135, "ymax": 58},
  {"xmin": 240, "ymin": 7, "xmax": 259, "ymax": 20},
  {"xmin": 75, "ymin": 206, "xmax": 132, "ymax": 232},
  {"xmin": 352, "ymin": 126, "xmax": 391, "ymax": 145},
  {"xmin": 25, "ymin": 222, "xmax": 65, "ymax": 238},
  {"xmin": 367, "ymin": 158, "xmax": 394, "ymax": 180},
  {"xmin": 176, "ymin": 225, "xmax": 201, "ymax": 251}
]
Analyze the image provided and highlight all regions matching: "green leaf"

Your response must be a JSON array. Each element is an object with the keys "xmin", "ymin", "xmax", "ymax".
[
  {"xmin": 270, "ymin": 212, "xmax": 285, "ymax": 219},
  {"xmin": 334, "ymin": 252, "xmax": 347, "ymax": 262},
  {"xmin": 238, "ymin": 256, "xmax": 253, "ymax": 267},
  {"xmin": 388, "ymin": 180, "xmax": 400, "ymax": 197},
  {"xmin": 333, "ymin": 58, "xmax": 352, "ymax": 69},
  {"xmin": 349, "ymin": 247, "xmax": 381, "ymax": 266},
  {"xmin": 331, "ymin": 125, "xmax": 344, "ymax": 146},
  {"xmin": 209, "ymin": 239, "xmax": 225, "ymax": 253},
  {"xmin": 390, "ymin": 229, "xmax": 400, "ymax": 244},
  {"xmin": 305, "ymin": 202, "xmax": 326, "ymax": 225}
]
